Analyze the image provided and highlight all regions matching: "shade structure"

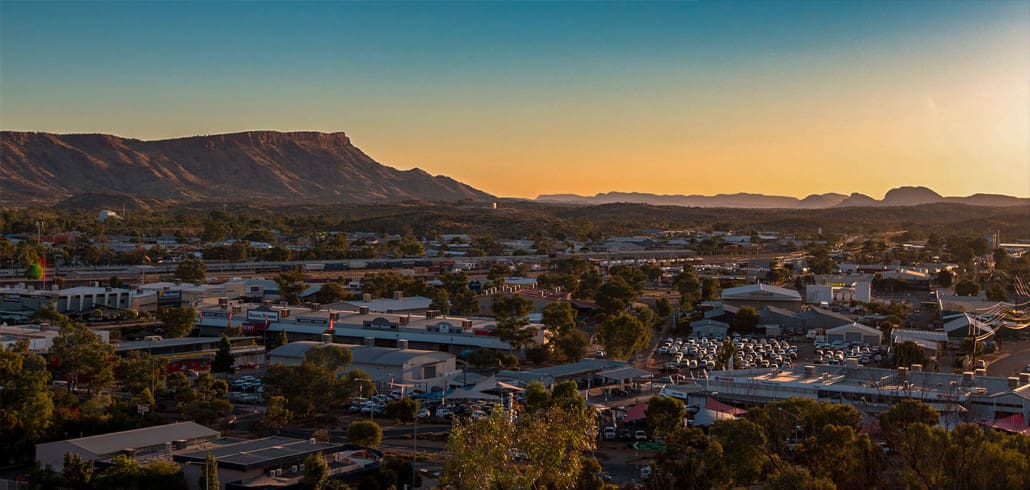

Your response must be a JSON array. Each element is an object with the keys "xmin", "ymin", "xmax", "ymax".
[{"xmin": 471, "ymin": 376, "xmax": 524, "ymax": 395}]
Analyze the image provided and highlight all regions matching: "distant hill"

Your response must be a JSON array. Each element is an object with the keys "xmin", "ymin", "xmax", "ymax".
[
  {"xmin": 537, "ymin": 186, "xmax": 1027, "ymax": 209},
  {"xmin": 0, "ymin": 131, "xmax": 493, "ymax": 206}
]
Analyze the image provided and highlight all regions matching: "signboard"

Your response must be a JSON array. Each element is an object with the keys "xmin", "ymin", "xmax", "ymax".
[
  {"xmin": 137, "ymin": 404, "xmax": 150, "ymax": 415},
  {"xmin": 297, "ymin": 317, "xmax": 328, "ymax": 325},
  {"xmin": 247, "ymin": 310, "xmax": 279, "ymax": 322}
]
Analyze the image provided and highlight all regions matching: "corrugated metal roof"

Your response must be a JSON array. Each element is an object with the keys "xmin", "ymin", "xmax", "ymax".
[{"xmin": 59, "ymin": 422, "xmax": 218, "ymax": 456}]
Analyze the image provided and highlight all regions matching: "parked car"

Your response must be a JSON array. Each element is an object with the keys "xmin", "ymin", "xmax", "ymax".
[{"xmin": 634, "ymin": 430, "xmax": 648, "ymax": 441}]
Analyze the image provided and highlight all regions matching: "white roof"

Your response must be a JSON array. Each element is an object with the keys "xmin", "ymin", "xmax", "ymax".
[
  {"xmin": 344, "ymin": 296, "xmax": 432, "ymax": 312},
  {"xmin": 827, "ymin": 322, "xmax": 881, "ymax": 336},
  {"xmin": 721, "ymin": 283, "xmax": 802, "ymax": 302}
]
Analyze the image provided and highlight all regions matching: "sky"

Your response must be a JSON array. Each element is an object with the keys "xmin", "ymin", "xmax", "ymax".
[{"xmin": 2, "ymin": 1, "xmax": 1028, "ymax": 199}]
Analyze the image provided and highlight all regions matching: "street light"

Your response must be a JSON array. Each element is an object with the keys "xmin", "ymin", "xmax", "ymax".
[{"xmin": 773, "ymin": 406, "xmax": 802, "ymax": 450}]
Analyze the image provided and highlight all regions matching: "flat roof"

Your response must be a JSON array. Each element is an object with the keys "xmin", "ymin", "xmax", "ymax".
[
  {"xmin": 116, "ymin": 336, "xmax": 259, "ymax": 351},
  {"xmin": 270, "ymin": 341, "xmax": 453, "ymax": 366},
  {"xmin": 175, "ymin": 437, "xmax": 345, "ymax": 471}
]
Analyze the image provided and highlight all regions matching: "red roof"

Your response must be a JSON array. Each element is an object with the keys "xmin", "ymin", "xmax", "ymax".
[
  {"xmin": 991, "ymin": 413, "xmax": 1030, "ymax": 435},
  {"xmin": 624, "ymin": 401, "xmax": 649, "ymax": 422},
  {"xmin": 705, "ymin": 398, "xmax": 747, "ymax": 416}
]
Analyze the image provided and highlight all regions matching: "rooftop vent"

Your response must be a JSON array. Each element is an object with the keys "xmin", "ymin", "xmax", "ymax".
[
  {"xmin": 910, "ymin": 364, "xmax": 922, "ymax": 372},
  {"xmin": 362, "ymin": 293, "xmax": 372, "ymax": 302},
  {"xmin": 393, "ymin": 290, "xmax": 403, "ymax": 300},
  {"xmin": 359, "ymin": 306, "xmax": 370, "ymax": 315}
]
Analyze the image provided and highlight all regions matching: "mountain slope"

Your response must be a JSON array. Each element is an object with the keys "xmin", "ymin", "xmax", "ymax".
[{"xmin": 0, "ymin": 131, "xmax": 493, "ymax": 206}]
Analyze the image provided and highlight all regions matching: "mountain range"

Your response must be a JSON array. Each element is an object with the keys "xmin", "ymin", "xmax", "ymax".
[
  {"xmin": 2, "ymin": 130, "xmax": 1024, "ymax": 210},
  {"xmin": 0, "ymin": 131, "xmax": 493, "ymax": 206},
  {"xmin": 536, "ymin": 186, "xmax": 1027, "ymax": 209}
]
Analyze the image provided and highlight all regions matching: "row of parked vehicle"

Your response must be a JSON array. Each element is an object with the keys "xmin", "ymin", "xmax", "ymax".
[
  {"xmin": 732, "ymin": 336, "xmax": 798, "ymax": 369},
  {"xmin": 813, "ymin": 343, "xmax": 882, "ymax": 365}
]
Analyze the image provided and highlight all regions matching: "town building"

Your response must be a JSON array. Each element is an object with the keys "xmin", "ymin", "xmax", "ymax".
[
  {"xmin": 195, "ymin": 302, "xmax": 545, "ymax": 355},
  {"xmin": 690, "ymin": 319, "xmax": 730, "ymax": 338},
  {"xmin": 268, "ymin": 340, "xmax": 459, "ymax": 391},
  {"xmin": 339, "ymin": 292, "xmax": 433, "ymax": 314},
  {"xmin": 0, "ymin": 324, "xmax": 109, "ymax": 352},
  {"xmin": 174, "ymin": 437, "xmax": 382, "ymax": 490},
  {"xmin": 114, "ymin": 336, "xmax": 265, "ymax": 373},
  {"xmin": 695, "ymin": 364, "xmax": 1030, "ymax": 424},
  {"xmin": 721, "ymin": 283, "xmax": 803, "ymax": 312},
  {"xmin": 825, "ymin": 322, "xmax": 883, "ymax": 346},
  {"xmin": 36, "ymin": 422, "xmax": 219, "ymax": 471}
]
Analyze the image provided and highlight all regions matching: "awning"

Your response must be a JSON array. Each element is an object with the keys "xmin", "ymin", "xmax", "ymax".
[{"xmin": 599, "ymin": 366, "xmax": 652, "ymax": 382}]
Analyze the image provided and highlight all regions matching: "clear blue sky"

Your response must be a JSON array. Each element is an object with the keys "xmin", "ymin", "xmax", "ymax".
[{"xmin": 2, "ymin": 1, "xmax": 1028, "ymax": 198}]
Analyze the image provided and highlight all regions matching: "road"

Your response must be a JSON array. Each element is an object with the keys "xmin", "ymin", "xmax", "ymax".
[{"xmin": 985, "ymin": 337, "xmax": 1030, "ymax": 377}]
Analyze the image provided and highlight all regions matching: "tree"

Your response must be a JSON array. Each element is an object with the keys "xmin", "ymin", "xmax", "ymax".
[
  {"xmin": 142, "ymin": 460, "xmax": 189, "ymax": 490},
  {"xmin": 265, "ymin": 328, "xmax": 289, "ymax": 351},
  {"xmin": 596, "ymin": 312, "xmax": 650, "ymax": 360},
  {"xmin": 157, "ymin": 307, "xmax": 196, "ymax": 338},
  {"xmin": 894, "ymin": 341, "xmax": 927, "ymax": 368},
  {"xmin": 954, "ymin": 278, "xmax": 980, "ymax": 297},
  {"xmin": 646, "ymin": 396, "xmax": 686, "ymax": 439},
  {"xmin": 116, "ymin": 351, "xmax": 166, "ymax": 396},
  {"xmin": 764, "ymin": 467, "xmax": 835, "ymax": 490},
  {"xmin": 63, "ymin": 452, "xmax": 94, "ymax": 489},
  {"xmin": 806, "ymin": 247, "xmax": 836, "ymax": 275},
  {"xmin": 552, "ymin": 329, "xmax": 590, "ymax": 362},
  {"xmin": 383, "ymin": 397, "xmax": 419, "ymax": 422},
  {"xmin": 654, "ymin": 297, "xmax": 672, "ymax": 319},
  {"xmin": 314, "ymin": 282, "xmax": 349, "ymax": 304},
  {"xmin": 301, "ymin": 452, "xmax": 329, "ymax": 490},
  {"xmin": 880, "ymin": 399, "xmax": 939, "ymax": 446},
  {"xmin": 493, "ymin": 295, "xmax": 537, "ymax": 351},
  {"xmin": 264, "ymin": 348, "xmax": 352, "ymax": 421},
  {"xmin": 347, "ymin": 420, "xmax": 383, "ymax": 447},
  {"xmin": 542, "ymin": 302, "xmax": 576, "ymax": 335},
  {"xmin": 275, "ymin": 267, "xmax": 307, "ymax": 305},
  {"xmin": 596, "ymin": 276, "xmax": 637, "ymax": 314},
  {"xmin": 441, "ymin": 400, "xmax": 595, "ymax": 490},
  {"xmin": 211, "ymin": 335, "xmax": 234, "ymax": 373},
  {"xmin": 93, "ymin": 454, "xmax": 142, "ymax": 490},
  {"xmin": 652, "ymin": 426, "xmax": 729, "ymax": 490},
  {"xmin": 767, "ymin": 259, "xmax": 786, "ymax": 284},
  {"xmin": 730, "ymin": 306, "xmax": 759, "ymax": 334},
  {"xmin": 701, "ymin": 278, "xmax": 721, "ymax": 302},
  {"xmin": 936, "ymin": 269, "xmax": 954, "ymax": 288},
  {"xmin": 176, "ymin": 374, "xmax": 232, "ymax": 424},
  {"xmin": 985, "ymin": 284, "xmax": 1007, "ymax": 302},
  {"xmin": 263, "ymin": 395, "xmax": 292, "ymax": 434},
  {"xmin": 199, "ymin": 453, "xmax": 219, "ymax": 490},
  {"xmin": 174, "ymin": 258, "xmax": 207, "ymax": 283},
  {"xmin": 30, "ymin": 303, "xmax": 69, "ymax": 325},
  {"xmin": 50, "ymin": 321, "xmax": 116, "ymax": 394},
  {"xmin": 708, "ymin": 419, "xmax": 769, "ymax": 485},
  {"xmin": 674, "ymin": 267, "xmax": 702, "ymax": 308},
  {"xmin": 0, "ymin": 340, "xmax": 54, "ymax": 458},
  {"xmin": 993, "ymin": 248, "xmax": 1012, "ymax": 271}
]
